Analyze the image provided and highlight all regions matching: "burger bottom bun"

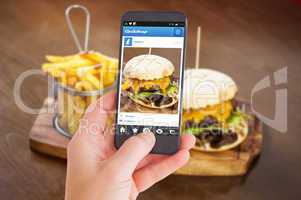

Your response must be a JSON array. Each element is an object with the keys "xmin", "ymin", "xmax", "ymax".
[
  {"xmin": 128, "ymin": 93, "xmax": 178, "ymax": 109},
  {"xmin": 192, "ymin": 119, "xmax": 248, "ymax": 152}
]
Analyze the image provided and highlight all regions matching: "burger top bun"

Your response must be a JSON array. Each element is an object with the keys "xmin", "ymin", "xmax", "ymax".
[
  {"xmin": 183, "ymin": 69, "xmax": 238, "ymax": 109},
  {"xmin": 123, "ymin": 54, "xmax": 174, "ymax": 80}
]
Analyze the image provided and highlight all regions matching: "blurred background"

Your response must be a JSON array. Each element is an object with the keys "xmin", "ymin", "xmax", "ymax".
[{"xmin": 0, "ymin": 0, "xmax": 300, "ymax": 199}]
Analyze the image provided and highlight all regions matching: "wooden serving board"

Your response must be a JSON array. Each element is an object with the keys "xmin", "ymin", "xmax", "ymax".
[
  {"xmin": 29, "ymin": 98, "xmax": 262, "ymax": 176},
  {"xmin": 29, "ymin": 98, "xmax": 69, "ymax": 159}
]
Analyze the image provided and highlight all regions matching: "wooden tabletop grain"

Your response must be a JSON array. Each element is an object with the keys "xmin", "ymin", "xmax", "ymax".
[{"xmin": 1, "ymin": 0, "xmax": 301, "ymax": 199}]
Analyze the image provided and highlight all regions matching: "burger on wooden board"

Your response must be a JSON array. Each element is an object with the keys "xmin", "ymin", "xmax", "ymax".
[
  {"xmin": 182, "ymin": 69, "xmax": 249, "ymax": 152},
  {"xmin": 122, "ymin": 54, "xmax": 178, "ymax": 109}
]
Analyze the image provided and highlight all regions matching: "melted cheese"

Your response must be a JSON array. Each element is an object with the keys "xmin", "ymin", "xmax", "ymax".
[
  {"xmin": 122, "ymin": 77, "xmax": 170, "ymax": 94},
  {"xmin": 183, "ymin": 101, "xmax": 233, "ymax": 123}
]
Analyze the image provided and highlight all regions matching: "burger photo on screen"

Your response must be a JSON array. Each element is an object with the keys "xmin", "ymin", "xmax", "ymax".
[
  {"xmin": 182, "ymin": 69, "xmax": 249, "ymax": 152},
  {"xmin": 122, "ymin": 54, "xmax": 178, "ymax": 109}
]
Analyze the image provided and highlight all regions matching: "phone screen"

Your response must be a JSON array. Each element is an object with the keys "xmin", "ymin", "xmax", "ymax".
[{"xmin": 116, "ymin": 21, "xmax": 185, "ymax": 137}]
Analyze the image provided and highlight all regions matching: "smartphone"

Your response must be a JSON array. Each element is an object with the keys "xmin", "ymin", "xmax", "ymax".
[{"xmin": 114, "ymin": 11, "xmax": 187, "ymax": 154}]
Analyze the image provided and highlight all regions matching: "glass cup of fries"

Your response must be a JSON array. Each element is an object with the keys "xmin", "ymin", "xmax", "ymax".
[{"xmin": 42, "ymin": 51, "xmax": 118, "ymax": 137}]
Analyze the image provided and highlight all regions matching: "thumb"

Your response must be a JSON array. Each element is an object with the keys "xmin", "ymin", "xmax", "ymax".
[{"xmin": 111, "ymin": 132, "xmax": 156, "ymax": 176}]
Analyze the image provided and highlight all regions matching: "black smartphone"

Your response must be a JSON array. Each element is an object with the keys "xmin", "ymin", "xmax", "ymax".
[{"xmin": 114, "ymin": 11, "xmax": 187, "ymax": 154}]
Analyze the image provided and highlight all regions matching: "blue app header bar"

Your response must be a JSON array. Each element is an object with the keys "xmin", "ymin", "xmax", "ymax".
[{"xmin": 122, "ymin": 26, "xmax": 184, "ymax": 37}]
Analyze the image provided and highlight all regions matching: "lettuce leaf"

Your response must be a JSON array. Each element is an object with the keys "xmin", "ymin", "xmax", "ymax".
[
  {"xmin": 184, "ymin": 109, "xmax": 250, "ymax": 135},
  {"xmin": 227, "ymin": 108, "xmax": 249, "ymax": 126},
  {"xmin": 136, "ymin": 92, "xmax": 154, "ymax": 98},
  {"xmin": 167, "ymin": 85, "xmax": 177, "ymax": 96},
  {"xmin": 185, "ymin": 126, "xmax": 224, "ymax": 135}
]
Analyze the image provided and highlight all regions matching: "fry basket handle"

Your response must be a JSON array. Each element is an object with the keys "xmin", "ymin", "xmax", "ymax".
[{"xmin": 65, "ymin": 4, "xmax": 90, "ymax": 52}]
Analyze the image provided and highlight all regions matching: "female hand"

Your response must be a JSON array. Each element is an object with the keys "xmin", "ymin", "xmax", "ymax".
[{"xmin": 65, "ymin": 91, "xmax": 195, "ymax": 200}]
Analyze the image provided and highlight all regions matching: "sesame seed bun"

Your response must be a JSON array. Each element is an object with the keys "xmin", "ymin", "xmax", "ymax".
[
  {"xmin": 183, "ymin": 69, "xmax": 238, "ymax": 109},
  {"xmin": 123, "ymin": 54, "xmax": 175, "ymax": 80}
]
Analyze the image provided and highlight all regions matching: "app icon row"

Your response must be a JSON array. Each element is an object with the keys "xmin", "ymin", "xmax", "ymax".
[{"xmin": 118, "ymin": 126, "xmax": 177, "ymax": 136}]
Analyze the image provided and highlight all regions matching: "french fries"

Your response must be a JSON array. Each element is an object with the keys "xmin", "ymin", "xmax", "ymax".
[
  {"xmin": 42, "ymin": 51, "xmax": 118, "ymax": 89},
  {"xmin": 44, "ymin": 51, "xmax": 118, "ymax": 135},
  {"xmin": 46, "ymin": 54, "xmax": 81, "ymax": 63}
]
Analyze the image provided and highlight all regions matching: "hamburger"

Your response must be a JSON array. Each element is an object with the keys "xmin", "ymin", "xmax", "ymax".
[
  {"xmin": 122, "ymin": 54, "xmax": 178, "ymax": 109},
  {"xmin": 183, "ymin": 69, "xmax": 249, "ymax": 152}
]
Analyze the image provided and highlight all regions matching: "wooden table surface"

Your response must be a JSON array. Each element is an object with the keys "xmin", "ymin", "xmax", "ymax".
[{"xmin": 1, "ymin": 0, "xmax": 300, "ymax": 199}]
